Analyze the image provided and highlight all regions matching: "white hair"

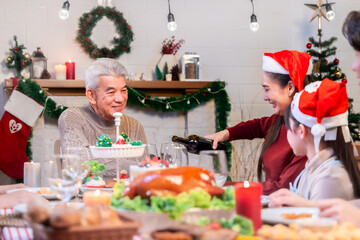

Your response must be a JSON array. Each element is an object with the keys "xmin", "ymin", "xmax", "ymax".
[{"xmin": 84, "ymin": 58, "xmax": 128, "ymax": 90}]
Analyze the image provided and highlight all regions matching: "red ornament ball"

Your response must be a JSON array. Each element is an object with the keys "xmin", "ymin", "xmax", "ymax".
[
  {"xmin": 14, "ymin": 47, "xmax": 18, "ymax": 53},
  {"xmin": 122, "ymin": 46, "xmax": 126, "ymax": 50},
  {"xmin": 342, "ymin": 79, "xmax": 348, "ymax": 84},
  {"xmin": 306, "ymin": 43, "xmax": 312, "ymax": 49},
  {"xmin": 127, "ymin": 25, "xmax": 131, "ymax": 29},
  {"xmin": 334, "ymin": 58, "xmax": 339, "ymax": 64},
  {"xmin": 88, "ymin": 46, "xmax": 92, "ymax": 49},
  {"xmin": 21, "ymin": 61, "xmax": 25, "ymax": 66},
  {"xmin": 324, "ymin": 59, "xmax": 328, "ymax": 64}
]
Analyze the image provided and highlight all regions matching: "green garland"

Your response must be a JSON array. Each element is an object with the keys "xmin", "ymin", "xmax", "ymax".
[
  {"xmin": 15, "ymin": 79, "xmax": 232, "ymax": 173},
  {"xmin": 76, "ymin": 6, "xmax": 134, "ymax": 59}
]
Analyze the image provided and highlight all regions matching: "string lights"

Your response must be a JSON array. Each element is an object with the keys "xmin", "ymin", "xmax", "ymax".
[
  {"xmin": 249, "ymin": 0, "xmax": 259, "ymax": 31},
  {"xmin": 325, "ymin": 0, "xmax": 335, "ymax": 21},
  {"xmin": 167, "ymin": 0, "xmax": 177, "ymax": 31},
  {"xmin": 59, "ymin": 0, "xmax": 70, "ymax": 20}
]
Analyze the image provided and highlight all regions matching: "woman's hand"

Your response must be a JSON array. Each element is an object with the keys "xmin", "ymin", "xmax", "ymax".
[
  {"xmin": 317, "ymin": 198, "xmax": 360, "ymax": 227},
  {"xmin": 269, "ymin": 188, "xmax": 315, "ymax": 208},
  {"xmin": 204, "ymin": 130, "xmax": 229, "ymax": 149}
]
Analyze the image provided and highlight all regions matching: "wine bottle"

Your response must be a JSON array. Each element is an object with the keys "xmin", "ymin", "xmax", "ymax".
[{"xmin": 172, "ymin": 135, "xmax": 227, "ymax": 154}]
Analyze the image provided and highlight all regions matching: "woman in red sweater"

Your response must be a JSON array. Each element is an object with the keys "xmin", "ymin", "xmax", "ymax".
[{"xmin": 205, "ymin": 50, "xmax": 313, "ymax": 195}]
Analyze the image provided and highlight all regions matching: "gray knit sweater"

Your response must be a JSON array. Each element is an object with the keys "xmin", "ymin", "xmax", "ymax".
[{"xmin": 58, "ymin": 104, "xmax": 147, "ymax": 179}]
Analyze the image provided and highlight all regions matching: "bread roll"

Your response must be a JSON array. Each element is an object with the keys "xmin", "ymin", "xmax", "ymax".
[
  {"xmin": 27, "ymin": 197, "xmax": 51, "ymax": 223},
  {"xmin": 97, "ymin": 205, "xmax": 122, "ymax": 226},
  {"xmin": 49, "ymin": 204, "xmax": 81, "ymax": 228},
  {"xmin": 80, "ymin": 206, "xmax": 101, "ymax": 226}
]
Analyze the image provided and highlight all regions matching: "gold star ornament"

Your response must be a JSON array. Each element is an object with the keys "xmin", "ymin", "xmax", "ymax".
[{"xmin": 304, "ymin": 0, "xmax": 335, "ymax": 29}]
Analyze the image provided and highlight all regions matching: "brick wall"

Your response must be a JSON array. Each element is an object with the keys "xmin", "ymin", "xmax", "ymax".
[{"xmin": 0, "ymin": 0, "xmax": 358, "ymax": 183}]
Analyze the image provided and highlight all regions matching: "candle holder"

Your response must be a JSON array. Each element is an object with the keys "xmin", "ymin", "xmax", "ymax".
[{"xmin": 31, "ymin": 48, "xmax": 47, "ymax": 79}]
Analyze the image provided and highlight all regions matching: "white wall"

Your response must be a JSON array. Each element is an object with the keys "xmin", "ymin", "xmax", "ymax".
[{"xmin": 0, "ymin": 0, "xmax": 359, "ymax": 183}]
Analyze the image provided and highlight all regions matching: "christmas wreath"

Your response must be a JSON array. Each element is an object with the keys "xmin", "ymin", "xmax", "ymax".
[{"xmin": 76, "ymin": 6, "xmax": 134, "ymax": 59}]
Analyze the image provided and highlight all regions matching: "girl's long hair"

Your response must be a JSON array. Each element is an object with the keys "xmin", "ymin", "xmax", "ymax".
[
  {"xmin": 257, "ymin": 72, "xmax": 311, "ymax": 180},
  {"xmin": 284, "ymin": 105, "xmax": 360, "ymax": 198}
]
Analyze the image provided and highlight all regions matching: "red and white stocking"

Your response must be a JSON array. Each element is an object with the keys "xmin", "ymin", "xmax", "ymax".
[{"xmin": 0, "ymin": 90, "xmax": 43, "ymax": 179}]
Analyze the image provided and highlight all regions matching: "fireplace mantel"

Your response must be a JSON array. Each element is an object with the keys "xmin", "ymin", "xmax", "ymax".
[{"xmin": 4, "ymin": 79, "xmax": 216, "ymax": 97}]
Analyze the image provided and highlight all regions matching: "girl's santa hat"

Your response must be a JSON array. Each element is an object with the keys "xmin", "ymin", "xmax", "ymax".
[
  {"xmin": 290, "ymin": 78, "xmax": 350, "ymax": 153},
  {"xmin": 262, "ymin": 50, "xmax": 313, "ymax": 91}
]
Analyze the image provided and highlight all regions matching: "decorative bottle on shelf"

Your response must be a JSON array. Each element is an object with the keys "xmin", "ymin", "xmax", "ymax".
[{"xmin": 172, "ymin": 135, "xmax": 227, "ymax": 154}]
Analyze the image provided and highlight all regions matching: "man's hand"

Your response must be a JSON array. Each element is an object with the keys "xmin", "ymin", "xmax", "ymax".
[
  {"xmin": 269, "ymin": 188, "xmax": 315, "ymax": 208},
  {"xmin": 317, "ymin": 198, "xmax": 360, "ymax": 227},
  {"xmin": 204, "ymin": 130, "xmax": 229, "ymax": 149},
  {"xmin": 0, "ymin": 190, "xmax": 48, "ymax": 209},
  {"xmin": 0, "ymin": 183, "xmax": 27, "ymax": 195}
]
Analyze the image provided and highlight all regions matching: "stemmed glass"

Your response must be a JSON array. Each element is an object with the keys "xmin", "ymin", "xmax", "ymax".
[
  {"xmin": 198, "ymin": 150, "xmax": 228, "ymax": 187},
  {"xmin": 62, "ymin": 147, "xmax": 90, "ymax": 200},
  {"xmin": 147, "ymin": 144, "xmax": 159, "ymax": 159},
  {"xmin": 48, "ymin": 154, "xmax": 80, "ymax": 202},
  {"xmin": 163, "ymin": 142, "xmax": 189, "ymax": 167}
]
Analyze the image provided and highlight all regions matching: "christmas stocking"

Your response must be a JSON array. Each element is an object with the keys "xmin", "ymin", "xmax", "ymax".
[{"xmin": 0, "ymin": 90, "xmax": 43, "ymax": 179}]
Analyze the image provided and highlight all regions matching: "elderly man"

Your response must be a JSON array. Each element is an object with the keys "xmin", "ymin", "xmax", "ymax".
[{"xmin": 58, "ymin": 58, "xmax": 147, "ymax": 179}]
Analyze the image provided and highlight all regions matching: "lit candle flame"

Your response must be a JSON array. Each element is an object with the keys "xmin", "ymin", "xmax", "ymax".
[
  {"xmin": 94, "ymin": 189, "xmax": 100, "ymax": 196},
  {"xmin": 244, "ymin": 181, "xmax": 250, "ymax": 188},
  {"xmin": 68, "ymin": 59, "xmax": 72, "ymax": 62}
]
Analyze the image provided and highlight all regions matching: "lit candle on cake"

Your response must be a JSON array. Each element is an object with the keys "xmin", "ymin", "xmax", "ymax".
[
  {"xmin": 65, "ymin": 59, "xmax": 75, "ymax": 80},
  {"xmin": 24, "ymin": 161, "xmax": 41, "ymax": 187},
  {"xmin": 234, "ymin": 181, "xmax": 262, "ymax": 231},
  {"xmin": 54, "ymin": 64, "xmax": 66, "ymax": 80},
  {"xmin": 83, "ymin": 190, "xmax": 111, "ymax": 206}
]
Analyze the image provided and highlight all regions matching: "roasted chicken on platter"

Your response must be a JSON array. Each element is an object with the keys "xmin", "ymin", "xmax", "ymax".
[{"xmin": 122, "ymin": 166, "xmax": 225, "ymax": 199}]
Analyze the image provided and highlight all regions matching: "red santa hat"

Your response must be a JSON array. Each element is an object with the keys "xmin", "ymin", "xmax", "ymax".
[
  {"xmin": 262, "ymin": 50, "xmax": 313, "ymax": 91},
  {"xmin": 290, "ymin": 78, "xmax": 350, "ymax": 153}
]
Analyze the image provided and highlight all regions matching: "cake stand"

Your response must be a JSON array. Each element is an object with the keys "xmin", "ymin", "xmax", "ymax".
[{"xmin": 89, "ymin": 112, "xmax": 147, "ymax": 182}]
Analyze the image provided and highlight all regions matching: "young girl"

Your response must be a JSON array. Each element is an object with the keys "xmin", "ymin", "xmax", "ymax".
[{"xmin": 269, "ymin": 78, "xmax": 360, "ymax": 207}]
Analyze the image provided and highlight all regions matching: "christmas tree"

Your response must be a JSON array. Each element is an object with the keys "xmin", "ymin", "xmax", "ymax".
[
  {"xmin": 304, "ymin": 19, "xmax": 360, "ymax": 141},
  {"xmin": 5, "ymin": 36, "xmax": 31, "ymax": 78}
]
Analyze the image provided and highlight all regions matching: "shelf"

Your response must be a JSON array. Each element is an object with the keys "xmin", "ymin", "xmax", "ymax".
[{"xmin": 4, "ymin": 79, "xmax": 217, "ymax": 97}]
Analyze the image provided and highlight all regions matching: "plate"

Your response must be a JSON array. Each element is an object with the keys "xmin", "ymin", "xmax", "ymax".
[
  {"xmin": 6, "ymin": 187, "xmax": 58, "ymax": 200},
  {"xmin": 13, "ymin": 202, "xmax": 84, "ymax": 214},
  {"xmin": 261, "ymin": 207, "xmax": 320, "ymax": 225},
  {"xmin": 89, "ymin": 144, "xmax": 147, "ymax": 158},
  {"xmin": 80, "ymin": 186, "xmax": 113, "ymax": 192}
]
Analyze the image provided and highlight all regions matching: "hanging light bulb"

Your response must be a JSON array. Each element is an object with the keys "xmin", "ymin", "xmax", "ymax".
[
  {"xmin": 59, "ymin": 0, "xmax": 70, "ymax": 20},
  {"xmin": 167, "ymin": 0, "xmax": 177, "ymax": 31},
  {"xmin": 249, "ymin": 0, "xmax": 259, "ymax": 31},
  {"xmin": 250, "ymin": 14, "xmax": 259, "ymax": 31},
  {"xmin": 325, "ymin": 1, "xmax": 335, "ymax": 21}
]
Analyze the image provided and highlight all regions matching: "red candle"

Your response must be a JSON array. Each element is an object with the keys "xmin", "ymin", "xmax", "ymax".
[
  {"xmin": 234, "ymin": 181, "xmax": 262, "ymax": 231},
  {"xmin": 65, "ymin": 59, "xmax": 75, "ymax": 80}
]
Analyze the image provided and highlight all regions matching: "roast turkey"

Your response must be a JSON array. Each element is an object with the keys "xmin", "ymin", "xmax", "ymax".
[{"xmin": 122, "ymin": 166, "xmax": 225, "ymax": 199}]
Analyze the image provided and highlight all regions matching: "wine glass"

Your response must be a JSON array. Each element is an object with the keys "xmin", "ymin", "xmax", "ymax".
[
  {"xmin": 48, "ymin": 154, "xmax": 79, "ymax": 202},
  {"xmin": 160, "ymin": 142, "xmax": 171, "ymax": 159},
  {"xmin": 63, "ymin": 147, "xmax": 91, "ymax": 200},
  {"xmin": 198, "ymin": 150, "xmax": 228, "ymax": 187},
  {"xmin": 163, "ymin": 143, "xmax": 189, "ymax": 167},
  {"xmin": 147, "ymin": 144, "xmax": 159, "ymax": 159}
]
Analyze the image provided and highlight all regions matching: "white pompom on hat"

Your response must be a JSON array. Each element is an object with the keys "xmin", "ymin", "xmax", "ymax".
[
  {"xmin": 290, "ymin": 78, "xmax": 349, "ymax": 153},
  {"xmin": 262, "ymin": 50, "xmax": 313, "ymax": 91}
]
